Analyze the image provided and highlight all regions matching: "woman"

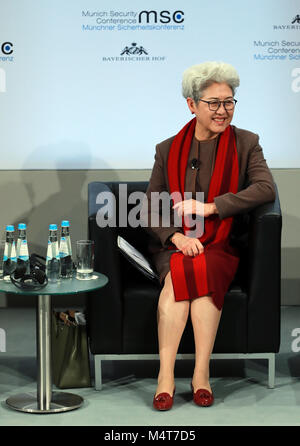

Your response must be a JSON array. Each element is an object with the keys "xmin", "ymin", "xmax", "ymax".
[{"xmin": 142, "ymin": 61, "xmax": 275, "ymax": 410}]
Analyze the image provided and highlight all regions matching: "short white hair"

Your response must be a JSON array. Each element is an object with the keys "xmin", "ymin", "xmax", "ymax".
[{"xmin": 182, "ymin": 61, "xmax": 240, "ymax": 103}]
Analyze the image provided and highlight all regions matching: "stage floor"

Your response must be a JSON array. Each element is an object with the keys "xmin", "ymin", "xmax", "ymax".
[{"xmin": 0, "ymin": 306, "xmax": 300, "ymax": 427}]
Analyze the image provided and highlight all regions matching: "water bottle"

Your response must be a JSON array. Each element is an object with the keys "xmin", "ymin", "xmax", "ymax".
[
  {"xmin": 46, "ymin": 224, "xmax": 61, "ymax": 282},
  {"xmin": 16, "ymin": 223, "xmax": 30, "ymax": 275},
  {"xmin": 3, "ymin": 225, "xmax": 17, "ymax": 278},
  {"xmin": 59, "ymin": 220, "xmax": 73, "ymax": 278}
]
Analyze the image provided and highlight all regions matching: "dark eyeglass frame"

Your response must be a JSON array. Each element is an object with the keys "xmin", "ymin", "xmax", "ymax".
[{"xmin": 198, "ymin": 98, "xmax": 237, "ymax": 111}]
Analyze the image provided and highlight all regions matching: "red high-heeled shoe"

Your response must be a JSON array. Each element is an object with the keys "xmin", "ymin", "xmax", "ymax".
[
  {"xmin": 153, "ymin": 388, "xmax": 176, "ymax": 411},
  {"xmin": 191, "ymin": 383, "xmax": 214, "ymax": 407}
]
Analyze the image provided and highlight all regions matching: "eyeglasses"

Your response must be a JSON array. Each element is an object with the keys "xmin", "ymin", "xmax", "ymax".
[{"xmin": 198, "ymin": 98, "xmax": 237, "ymax": 111}]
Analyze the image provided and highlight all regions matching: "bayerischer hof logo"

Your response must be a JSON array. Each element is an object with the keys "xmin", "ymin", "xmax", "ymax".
[
  {"xmin": 292, "ymin": 15, "xmax": 300, "ymax": 24},
  {"xmin": 121, "ymin": 42, "xmax": 148, "ymax": 56},
  {"xmin": 102, "ymin": 42, "xmax": 165, "ymax": 62},
  {"xmin": 274, "ymin": 14, "xmax": 300, "ymax": 29}
]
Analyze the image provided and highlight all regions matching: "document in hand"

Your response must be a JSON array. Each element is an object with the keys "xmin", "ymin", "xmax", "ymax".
[{"xmin": 117, "ymin": 236, "xmax": 159, "ymax": 281}]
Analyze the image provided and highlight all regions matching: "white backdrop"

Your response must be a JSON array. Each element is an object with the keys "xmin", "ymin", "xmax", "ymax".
[{"xmin": 0, "ymin": 0, "xmax": 299, "ymax": 169}]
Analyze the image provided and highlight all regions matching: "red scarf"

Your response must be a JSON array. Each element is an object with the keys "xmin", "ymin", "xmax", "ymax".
[{"xmin": 167, "ymin": 118, "xmax": 239, "ymax": 310}]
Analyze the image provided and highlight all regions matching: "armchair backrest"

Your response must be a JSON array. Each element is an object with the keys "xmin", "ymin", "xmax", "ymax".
[{"xmin": 88, "ymin": 181, "xmax": 154, "ymax": 284}]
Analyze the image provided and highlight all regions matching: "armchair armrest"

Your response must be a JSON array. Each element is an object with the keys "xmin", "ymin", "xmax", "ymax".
[{"xmin": 247, "ymin": 183, "xmax": 282, "ymax": 352}]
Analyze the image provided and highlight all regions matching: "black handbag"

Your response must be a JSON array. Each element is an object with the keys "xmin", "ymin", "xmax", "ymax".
[{"xmin": 51, "ymin": 311, "xmax": 91, "ymax": 389}]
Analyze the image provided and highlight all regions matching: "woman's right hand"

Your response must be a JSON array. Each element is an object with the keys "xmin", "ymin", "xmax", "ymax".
[{"xmin": 171, "ymin": 232, "xmax": 204, "ymax": 257}]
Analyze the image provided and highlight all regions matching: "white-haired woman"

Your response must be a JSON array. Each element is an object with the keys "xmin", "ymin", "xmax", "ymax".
[{"xmin": 142, "ymin": 61, "xmax": 275, "ymax": 410}]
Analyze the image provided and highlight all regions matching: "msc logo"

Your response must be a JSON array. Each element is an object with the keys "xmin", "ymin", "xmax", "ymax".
[
  {"xmin": 138, "ymin": 10, "xmax": 184, "ymax": 24},
  {"xmin": 291, "ymin": 67, "xmax": 300, "ymax": 92},
  {"xmin": 0, "ymin": 68, "xmax": 6, "ymax": 93},
  {"xmin": 1, "ymin": 42, "xmax": 13, "ymax": 55}
]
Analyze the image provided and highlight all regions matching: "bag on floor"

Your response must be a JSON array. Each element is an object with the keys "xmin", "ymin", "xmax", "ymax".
[{"xmin": 51, "ymin": 311, "xmax": 91, "ymax": 389}]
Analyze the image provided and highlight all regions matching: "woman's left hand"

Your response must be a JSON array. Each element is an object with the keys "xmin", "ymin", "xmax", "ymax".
[{"xmin": 173, "ymin": 199, "xmax": 218, "ymax": 218}]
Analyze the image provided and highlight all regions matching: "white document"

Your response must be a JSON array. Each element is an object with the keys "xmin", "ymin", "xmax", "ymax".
[{"xmin": 117, "ymin": 235, "xmax": 157, "ymax": 279}]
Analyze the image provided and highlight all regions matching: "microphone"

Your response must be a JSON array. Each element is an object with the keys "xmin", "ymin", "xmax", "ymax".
[{"xmin": 191, "ymin": 158, "xmax": 200, "ymax": 170}]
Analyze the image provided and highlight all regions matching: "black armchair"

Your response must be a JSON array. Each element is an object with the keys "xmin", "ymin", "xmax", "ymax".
[{"xmin": 87, "ymin": 181, "xmax": 282, "ymax": 390}]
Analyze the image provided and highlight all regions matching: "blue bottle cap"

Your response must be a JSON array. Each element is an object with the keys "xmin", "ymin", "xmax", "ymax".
[
  {"xmin": 6, "ymin": 225, "xmax": 14, "ymax": 231},
  {"xmin": 18, "ymin": 223, "xmax": 26, "ymax": 230},
  {"xmin": 49, "ymin": 224, "xmax": 57, "ymax": 230},
  {"xmin": 61, "ymin": 220, "xmax": 70, "ymax": 227}
]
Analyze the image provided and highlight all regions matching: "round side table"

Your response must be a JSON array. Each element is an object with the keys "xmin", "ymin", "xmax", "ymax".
[{"xmin": 1, "ymin": 272, "xmax": 108, "ymax": 414}]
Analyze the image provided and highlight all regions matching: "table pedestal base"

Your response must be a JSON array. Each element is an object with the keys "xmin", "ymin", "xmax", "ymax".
[{"xmin": 6, "ymin": 391, "xmax": 83, "ymax": 414}]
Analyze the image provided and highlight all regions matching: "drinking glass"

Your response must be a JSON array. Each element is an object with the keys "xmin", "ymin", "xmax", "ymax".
[{"xmin": 76, "ymin": 240, "xmax": 94, "ymax": 280}]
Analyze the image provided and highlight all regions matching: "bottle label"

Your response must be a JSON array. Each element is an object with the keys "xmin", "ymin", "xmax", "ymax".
[
  {"xmin": 59, "ymin": 237, "xmax": 69, "ymax": 258},
  {"xmin": 3, "ymin": 244, "xmax": 9, "ymax": 261},
  {"xmin": 19, "ymin": 240, "xmax": 29, "ymax": 261},
  {"xmin": 46, "ymin": 241, "xmax": 60, "ymax": 261},
  {"xmin": 11, "ymin": 242, "xmax": 17, "ymax": 262},
  {"xmin": 46, "ymin": 240, "xmax": 52, "ymax": 261},
  {"xmin": 67, "ymin": 238, "xmax": 72, "ymax": 257}
]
